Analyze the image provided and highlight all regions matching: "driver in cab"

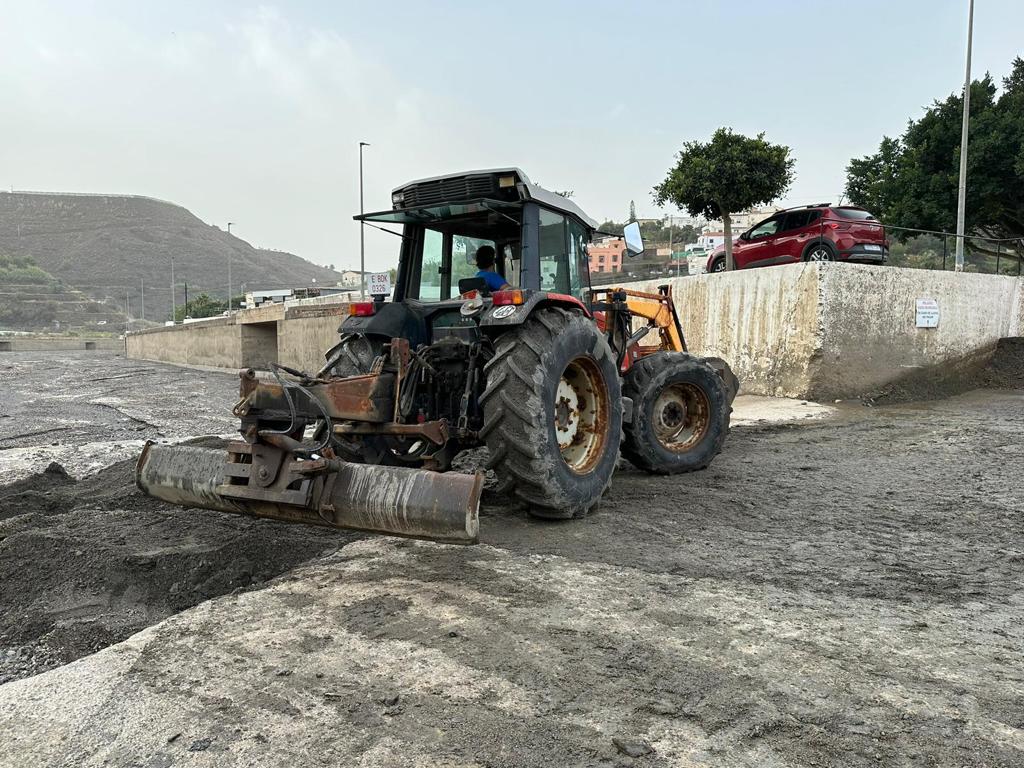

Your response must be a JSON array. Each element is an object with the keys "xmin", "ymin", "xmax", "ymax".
[{"xmin": 475, "ymin": 245, "xmax": 510, "ymax": 292}]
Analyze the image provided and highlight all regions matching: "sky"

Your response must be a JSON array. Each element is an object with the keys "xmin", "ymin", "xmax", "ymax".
[{"xmin": 2, "ymin": 0, "xmax": 1022, "ymax": 273}]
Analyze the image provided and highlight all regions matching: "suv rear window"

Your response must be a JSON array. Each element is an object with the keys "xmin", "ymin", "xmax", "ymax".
[{"xmin": 833, "ymin": 208, "xmax": 877, "ymax": 221}]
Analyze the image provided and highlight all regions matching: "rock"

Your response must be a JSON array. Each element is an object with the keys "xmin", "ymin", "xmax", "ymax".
[
  {"xmin": 187, "ymin": 738, "xmax": 212, "ymax": 752},
  {"xmin": 382, "ymin": 694, "xmax": 400, "ymax": 707},
  {"xmin": 612, "ymin": 737, "xmax": 654, "ymax": 758},
  {"xmin": 43, "ymin": 462, "xmax": 69, "ymax": 477}
]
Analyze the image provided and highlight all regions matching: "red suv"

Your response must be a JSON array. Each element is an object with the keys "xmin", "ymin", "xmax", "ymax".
[{"xmin": 706, "ymin": 205, "xmax": 887, "ymax": 273}]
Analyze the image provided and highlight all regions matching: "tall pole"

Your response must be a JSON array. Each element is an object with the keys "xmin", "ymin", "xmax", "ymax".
[
  {"xmin": 125, "ymin": 289, "xmax": 130, "ymax": 335},
  {"xmin": 359, "ymin": 141, "xmax": 370, "ymax": 298},
  {"xmin": 170, "ymin": 256, "xmax": 175, "ymax": 322},
  {"xmin": 140, "ymin": 277, "xmax": 144, "ymax": 323},
  {"xmin": 954, "ymin": 0, "xmax": 974, "ymax": 273},
  {"xmin": 668, "ymin": 216, "xmax": 676, "ymax": 277},
  {"xmin": 227, "ymin": 222, "xmax": 235, "ymax": 311}
]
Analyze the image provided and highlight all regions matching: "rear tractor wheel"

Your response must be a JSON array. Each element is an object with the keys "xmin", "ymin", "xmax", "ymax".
[
  {"xmin": 481, "ymin": 308, "xmax": 622, "ymax": 519},
  {"xmin": 314, "ymin": 334, "xmax": 424, "ymax": 467},
  {"xmin": 621, "ymin": 353, "xmax": 730, "ymax": 474}
]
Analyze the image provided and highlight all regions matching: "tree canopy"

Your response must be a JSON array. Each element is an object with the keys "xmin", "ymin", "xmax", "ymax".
[
  {"xmin": 653, "ymin": 129, "xmax": 794, "ymax": 268},
  {"xmin": 846, "ymin": 57, "xmax": 1024, "ymax": 245}
]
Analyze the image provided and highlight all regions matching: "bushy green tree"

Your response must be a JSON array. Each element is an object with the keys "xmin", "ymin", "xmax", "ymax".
[
  {"xmin": 653, "ymin": 129, "xmax": 794, "ymax": 270},
  {"xmin": 174, "ymin": 293, "xmax": 228, "ymax": 321},
  {"xmin": 846, "ymin": 57, "xmax": 1024, "ymax": 257}
]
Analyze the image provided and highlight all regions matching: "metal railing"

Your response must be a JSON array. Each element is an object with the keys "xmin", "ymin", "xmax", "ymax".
[
  {"xmin": 881, "ymin": 225, "xmax": 1022, "ymax": 276},
  {"xmin": 589, "ymin": 222, "xmax": 1023, "ymax": 280}
]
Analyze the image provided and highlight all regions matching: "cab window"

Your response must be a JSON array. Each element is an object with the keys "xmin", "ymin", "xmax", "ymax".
[
  {"xmin": 417, "ymin": 228, "xmax": 444, "ymax": 300},
  {"xmin": 539, "ymin": 208, "xmax": 568, "ymax": 293},
  {"xmin": 414, "ymin": 229, "xmax": 497, "ymax": 301},
  {"xmin": 538, "ymin": 208, "xmax": 586, "ymax": 298},
  {"xmin": 567, "ymin": 219, "xmax": 588, "ymax": 299}
]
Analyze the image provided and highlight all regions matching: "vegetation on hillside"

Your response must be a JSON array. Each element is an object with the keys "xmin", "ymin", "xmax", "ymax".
[
  {"xmin": 0, "ymin": 254, "xmax": 57, "ymax": 285},
  {"xmin": 0, "ymin": 193, "xmax": 341, "ymax": 304}
]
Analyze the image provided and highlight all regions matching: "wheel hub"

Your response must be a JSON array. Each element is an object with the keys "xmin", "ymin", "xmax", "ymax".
[
  {"xmin": 553, "ymin": 357, "xmax": 608, "ymax": 474},
  {"xmin": 652, "ymin": 383, "xmax": 710, "ymax": 452},
  {"xmin": 555, "ymin": 378, "xmax": 580, "ymax": 447}
]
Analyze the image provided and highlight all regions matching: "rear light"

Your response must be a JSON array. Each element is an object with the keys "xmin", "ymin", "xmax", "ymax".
[
  {"xmin": 824, "ymin": 221, "xmax": 849, "ymax": 231},
  {"xmin": 492, "ymin": 290, "xmax": 525, "ymax": 306},
  {"xmin": 348, "ymin": 302, "xmax": 377, "ymax": 317}
]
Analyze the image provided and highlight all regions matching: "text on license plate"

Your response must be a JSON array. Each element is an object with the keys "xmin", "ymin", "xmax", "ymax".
[{"xmin": 864, "ymin": 244, "xmax": 882, "ymax": 252}]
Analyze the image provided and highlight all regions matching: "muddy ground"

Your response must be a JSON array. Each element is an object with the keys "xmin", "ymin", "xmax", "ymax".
[
  {"xmin": 0, "ymin": 350, "xmax": 1022, "ymax": 766},
  {"xmin": 0, "ymin": 352, "xmax": 350, "ymax": 683}
]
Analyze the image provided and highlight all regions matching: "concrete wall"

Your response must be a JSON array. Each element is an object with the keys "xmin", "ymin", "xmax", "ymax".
[
  {"xmin": 0, "ymin": 336, "xmax": 123, "ymax": 352},
  {"xmin": 125, "ymin": 317, "xmax": 245, "ymax": 368},
  {"xmin": 124, "ymin": 264, "xmax": 1024, "ymax": 400},
  {"xmin": 630, "ymin": 263, "xmax": 1022, "ymax": 398},
  {"xmin": 627, "ymin": 265, "xmax": 823, "ymax": 397},
  {"xmin": 240, "ymin": 323, "xmax": 278, "ymax": 369},
  {"xmin": 812, "ymin": 265, "xmax": 1022, "ymax": 398},
  {"xmin": 276, "ymin": 305, "xmax": 348, "ymax": 374}
]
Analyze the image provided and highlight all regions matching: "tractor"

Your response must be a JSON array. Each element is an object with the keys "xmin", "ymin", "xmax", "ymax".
[{"xmin": 137, "ymin": 168, "xmax": 737, "ymax": 544}]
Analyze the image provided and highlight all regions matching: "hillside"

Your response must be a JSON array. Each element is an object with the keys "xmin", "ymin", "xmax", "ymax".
[
  {"xmin": 0, "ymin": 254, "xmax": 130, "ymax": 333},
  {"xmin": 0, "ymin": 192, "xmax": 341, "ymax": 315}
]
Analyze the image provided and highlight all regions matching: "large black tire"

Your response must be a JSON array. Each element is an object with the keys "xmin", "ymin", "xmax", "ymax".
[
  {"xmin": 325, "ymin": 334, "xmax": 384, "ymax": 377},
  {"xmin": 481, "ymin": 308, "xmax": 622, "ymax": 519},
  {"xmin": 621, "ymin": 353, "xmax": 729, "ymax": 474},
  {"xmin": 316, "ymin": 334, "xmax": 423, "ymax": 467}
]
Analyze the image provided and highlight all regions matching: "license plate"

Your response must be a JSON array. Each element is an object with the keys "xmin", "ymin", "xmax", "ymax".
[{"xmin": 863, "ymin": 244, "xmax": 882, "ymax": 252}]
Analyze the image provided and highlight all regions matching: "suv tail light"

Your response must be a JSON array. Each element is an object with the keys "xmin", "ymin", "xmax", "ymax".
[
  {"xmin": 348, "ymin": 302, "xmax": 377, "ymax": 317},
  {"xmin": 824, "ymin": 221, "xmax": 850, "ymax": 231}
]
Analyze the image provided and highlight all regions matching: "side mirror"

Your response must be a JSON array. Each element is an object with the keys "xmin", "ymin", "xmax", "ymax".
[
  {"xmin": 623, "ymin": 221, "xmax": 644, "ymax": 257},
  {"xmin": 739, "ymin": 231, "xmax": 750, "ymax": 241}
]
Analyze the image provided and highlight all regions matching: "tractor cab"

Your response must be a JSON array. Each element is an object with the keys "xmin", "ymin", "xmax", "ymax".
[{"xmin": 350, "ymin": 169, "xmax": 619, "ymax": 344}]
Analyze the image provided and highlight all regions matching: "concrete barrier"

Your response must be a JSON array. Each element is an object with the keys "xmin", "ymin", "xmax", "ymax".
[
  {"xmin": 630, "ymin": 263, "xmax": 1023, "ymax": 398},
  {"xmin": 125, "ymin": 264, "xmax": 1024, "ymax": 399},
  {"xmin": 126, "ymin": 317, "xmax": 245, "ymax": 368},
  {"xmin": 0, "ymin": 336, "xmax": 123, "ymax": 353}
]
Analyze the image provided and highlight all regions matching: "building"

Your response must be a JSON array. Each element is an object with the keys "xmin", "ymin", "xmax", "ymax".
[
  {"xmin": 697, "ymin": 232, "xmax": 735, "ymax": 250},
  {"xmin": 588, "ymin": 237, "xmax": 625, "ymax": 274},
  {"xmin": 244, "ymin": 289, "xmax": 292, "ymax": 308},
  {"xmin": 705, "ymin": 205, "xmax": 783, "ymax": 233},
  {"xmin": 337, "ymin": 270, "xmax": 363, "ymax": 288}
]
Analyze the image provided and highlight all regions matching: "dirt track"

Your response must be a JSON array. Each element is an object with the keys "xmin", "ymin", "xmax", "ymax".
[{"xmin": 1, "ymin": 350, "xmax": 1023, "ymax": 766}]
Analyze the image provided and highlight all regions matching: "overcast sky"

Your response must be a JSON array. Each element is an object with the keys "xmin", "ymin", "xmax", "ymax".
[{"xmin": 2, "ymin": 0, "xmax": 1022, "ymax": 272}]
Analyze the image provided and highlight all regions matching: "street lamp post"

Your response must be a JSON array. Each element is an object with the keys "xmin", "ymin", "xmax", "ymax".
[
  {"xmin": 359, "ymin": 141, "xmax": 370, "ymax": 298},
  {"xmin": 170, "ymin": 255, "xmax": 175, "ymax": 322},
  {"xmin": 227, "ymin": 222, "xmax": 235, "ymax": 310},
  {"xmin": 954, "ymin": 0, "xmax": 975, "ymax": 272}
]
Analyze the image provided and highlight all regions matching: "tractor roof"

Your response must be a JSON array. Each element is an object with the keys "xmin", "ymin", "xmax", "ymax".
[{"xmin": 388, "ymin": 167, "xmax": 598, "ymax": 230}]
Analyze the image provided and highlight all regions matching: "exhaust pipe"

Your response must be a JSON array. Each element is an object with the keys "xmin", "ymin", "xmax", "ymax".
[{"xmin": 137, "ymin": 442, "xmax": 481, "ymax": 544}]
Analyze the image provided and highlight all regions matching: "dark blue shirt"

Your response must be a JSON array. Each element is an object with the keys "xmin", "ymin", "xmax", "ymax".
[{"xmin": 476, "ymin": 269, "xmax": 508, "ymax": 291}]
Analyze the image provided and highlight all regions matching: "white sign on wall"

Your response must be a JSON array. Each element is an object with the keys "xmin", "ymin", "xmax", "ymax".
[
  {"xmin": 916, "ymin": 298, "xmax": 939, "ymax": 328},
  {"xmin": 367, "ymin": 272, "xmax": 392, "ymax": 297}
]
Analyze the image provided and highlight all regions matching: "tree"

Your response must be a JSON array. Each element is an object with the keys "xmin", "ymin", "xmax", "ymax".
[
  {"xmin": 629, "ymin": 200, "xmax": 637, "ymax": 222},
  {"xmin": 846, "ymin": 57, "xmax": 1024, "ymax": 256},
  {"xmin": 174, "ymin": 293, "xmax": 227, "ymax": 321},
  {"xmin": 653, "ymin": 128, "xmax": 794, "ymax": 270}
]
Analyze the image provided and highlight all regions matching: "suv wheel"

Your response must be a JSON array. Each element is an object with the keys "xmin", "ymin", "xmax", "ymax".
[
  {"xmin": 805, "ymin": 242, "xmax": 836, "ymax": 262},
  {"xmin": 709, "ymin": 257, "xmax": 726, "ymax": 273}
]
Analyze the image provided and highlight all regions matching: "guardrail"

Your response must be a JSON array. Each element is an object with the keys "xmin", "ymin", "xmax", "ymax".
[{"xmin": 591, "ymin": 221, "xmax": 1023, "ymax": 280}]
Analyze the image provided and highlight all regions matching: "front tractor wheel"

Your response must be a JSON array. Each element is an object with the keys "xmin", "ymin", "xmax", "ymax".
[
  {"xmin": 621, "ymin": 353, "xmax": 730, "ymax": 474},
  {"xmin": 481, "ymin": 308, "xmax": 622, "ymax": 519}
]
